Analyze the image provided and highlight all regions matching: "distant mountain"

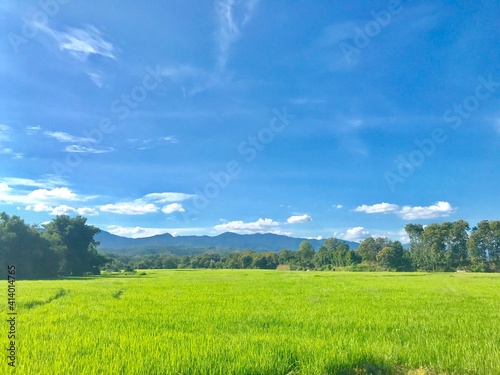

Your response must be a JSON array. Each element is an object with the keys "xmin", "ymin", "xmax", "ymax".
[{"xmin": 96, "ymin": 231, "xmax": 359, "ymax": 254}]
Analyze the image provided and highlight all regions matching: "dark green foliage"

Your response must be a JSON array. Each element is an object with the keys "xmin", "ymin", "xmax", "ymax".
[
  {"xmin": 43, "ymin": 215, "xmax": 104, "ymax": 276},
  {"xmin": 0, "ymin": 212, "xmax": 105, "ymax": 279},
  {"xmin": 296, "ymin": 241, "xmax": 315, "ymax": 268},
  {"xmin": 468, "ymin": 220, "xmax": 500, "ymax": 271},
  {"xmin": 405, "ymin": 220, "xmax": 500, "ymax": 272},
  {"xmin": 0, "ymin": 212, "xmax": 60, "ymax": 279}
]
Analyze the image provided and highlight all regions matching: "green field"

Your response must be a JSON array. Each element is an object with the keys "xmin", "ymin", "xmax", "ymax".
[{"xmin": 4, "ymin": 270, "xmax": 500, "ymax": 374}]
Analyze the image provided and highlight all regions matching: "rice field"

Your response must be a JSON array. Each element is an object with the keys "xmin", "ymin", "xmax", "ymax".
[{"xmin": 3, "ymin": 270, "xmax": 500, "ymax": 374}]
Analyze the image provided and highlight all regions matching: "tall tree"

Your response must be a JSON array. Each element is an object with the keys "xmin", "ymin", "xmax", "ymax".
[
  {"xmin": 43, "ymin": 215, "xmax": 103, "ymax": 276},
  {"xmin": 0, "ymin": 212, "xmax": 60, "ymax": 279},
  {"xmin": 376, "ymin": 241, "xmax": 405, "ymax": 270},
  {"xmin": 468, "ymin": 220, "xmax": 500, "ymax": 271},
  {"xmin": 357, "ymin": 237, "xmax": 393, "ymax": 263},
  {"xmin": 446, "ymin": 220, "xmax": 470, "ymax": 269},
  {"xmin": 296, "ymin": 241, "xmax": 315, "ymax": 268},
  {"xmin": 314, "ymin": 245, "xmax": 331, "ymax": 269}
]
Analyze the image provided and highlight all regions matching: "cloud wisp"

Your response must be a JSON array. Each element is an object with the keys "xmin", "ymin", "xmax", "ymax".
[
  {"xmin": 44, "ymin": 130, "xmax": 115, "ymax": 154},
  {"xmin": 0, "ymin": 124, "xmax": 12, "ymax": 142},
  {"xmin": 214, "ymin": 0, "xmax": 259, "ymax": 69},
  {"xmin": 36, "ymin": 23, "xmax": 115, "ymax": 60}
]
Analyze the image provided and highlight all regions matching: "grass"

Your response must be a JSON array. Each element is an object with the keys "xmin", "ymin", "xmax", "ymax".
[{"xmin": 3, "ymin": 270, "xmax": 500, "ymax": 374}]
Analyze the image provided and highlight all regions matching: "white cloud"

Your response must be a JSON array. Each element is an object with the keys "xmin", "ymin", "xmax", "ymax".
[
  {"xmin": 44, "ymin": 131, "xmax": 114, "ymax": 154},
  {"xmin": 28, "ymin": 187, "xmax": 78, "ymax": 201},
  {"xmin": 213, "ymin": 218, "xmax": 281, "ymax": 235},
  {"xmin": 49, "ymin": 205, "xmax": 98, "ymax": 216},
  {"xmin": 87, "ymin": 71, "xmax": 104, "ymax": 88},
  {"xmin": 106, "ymin": 225, "xmax": 171, "ymax": 239},
  {"xmin": 25, "ymin": 203, "xmax": 53, "ymax": 212},
  {"xmin": 37, "ymin": 24, "xmax": 115, "ymax": 60},
  {"xmin": 354, "ymin": 201, "xmax": 456, "ymax": 220},
  {"xmin": 162, "ymin": 136, "xmax": 179, "ymax": 144},
  {"xmin": 0, "ymin": 148, "xmax": 23, "ymax": 159},
  {"xmin": 398, "ymin": 201, "xmax": 456, "ymax": 220},
  {"xmin": 98, "ymin": 192, "xmax": 193, "ymax": 216},
  {"xmin": 338, "ymin": 227, "xmax": 372, "ymax": 242},
  {"xmin": 46, "ymin": 204, "xmax": 65, "ymax": 216},
  {"xmin": 0, "ymin": 179, "xmax": 87, "ymax": 207},
  {"xmin": 0, "ymin": 124, "xmax": 12, "ymax": 142},
  {"xmin": 214, "ymin": 0, "xmax": 259, "ymax": 69},
  {"xmin": 287, "ymin": 214, "xmax": 312, "ymax": 224},
  {"xmin": 75, "ymin": 207, "xmax": 99, "ymax": 216},
  {"xmin": 107, "ymin": 225, "xmax": 208, "ymax": 238},
  {"xmin": 26, "ymin": 125, "xmax": 41, "ymax": 135},
  {"xmin": 355, "ymin": 202, "xmax": 400, "ymax": 214},
  {"xmin": 100, "ymin": 202, "xmax": 159, "ymax": 215},
  {"xmin": 65, "ymin": 145, "xmax": 115, "ymax": 154},
  {"xmin": 25, "ymin": 202, "xmax": 98, "ymax": 216},
  {"xmin": 127, "ymin": 136, "xmax": 181, "ymax": 150},
  {"xmin": 305, "ymin": 236, "xmax": 324, "ymax": 240},
  {"xmin": 44, "ymin": 131, "xmax": 92, "ymax": 143},
  {"xmin": 335, "ymin": 204, "xmax": 343, "ymax": 209},
  {"xmin": 162, "ymin": 203, "xmax": 185, "ymax": 214},
  {"xmin": 143, "ymin": 192, "xmax": 194, "ymax": 203},
  {"xmin": 0, "ymin": 175, "xmax": 67, "ymax": 189}
]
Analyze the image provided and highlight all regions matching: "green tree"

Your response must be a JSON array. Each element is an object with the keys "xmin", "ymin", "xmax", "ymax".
[
  {"xmin": 406, "ymin": 221, "xmax": 470, "ymax": 271},
  {"xmin": 252, "ymin": 252, "xmax": 279, "ymax": 269},
  {"xmin": 43, "ymin": 215, "xmax": 103, "ymax": 276},
  {"xmin": 406, "ymin": 223, "xmax": 433, "ymax": 271},
  {"xmin": 376, "ymin": 241, "xmax": 405, "ymax": 270},
  {"xmin": 314, "ymin": 238, "xmax": 355, "ymax": 268},
  {"xmin": 357, "ymin": 237, "xmax": 378, "ymax": 263},
  {"xmin": 296, "ymin": 241, "xmax": 315, "ymax": 268},
  {"xmin": 357, "ymin": 237, "xmax": 391, "ymax": 263},
  {"xmin": 239, "ymin": 251, "xmax": 255, "ymax": 269},
  {"xmin": 314, "ymin": 245, "xmax": 331, "ymax": 269},
  {"xmin": 278, "ymin": 249, "xmax": 295, "ymax": 265},
  {"xmin": 0, "ymin": 212, "xmax": 60, "ymax": 279},
  {"xmin": 445, "ymin": 220, "xmax": 470, "ymax": 269},
  {"xmin": 468, "ymin": 220, "xmax": 500, "ymax": 271}
]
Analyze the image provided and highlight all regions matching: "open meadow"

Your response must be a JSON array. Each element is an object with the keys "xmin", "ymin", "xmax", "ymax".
[{"xmin": 4, "ymin": 270, "xmax": 500, "ymax": 374}]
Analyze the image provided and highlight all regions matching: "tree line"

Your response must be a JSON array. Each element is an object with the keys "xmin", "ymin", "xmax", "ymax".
[
  {"xmin": 1, "ymin": 212, "xmax": 498, "ymax": 279},
  {"xmin": 0, "ymin": 213, "xmax": 107, "ymax": 279},
  {"xmin": 106, "ymin": 220, "xmax": 499, "ymax": 273}
]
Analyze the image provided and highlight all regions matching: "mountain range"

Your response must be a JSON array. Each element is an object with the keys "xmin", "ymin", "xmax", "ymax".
[{"xmin": 96, "ymin": 231, "xmax": 359, "ymax": 254}]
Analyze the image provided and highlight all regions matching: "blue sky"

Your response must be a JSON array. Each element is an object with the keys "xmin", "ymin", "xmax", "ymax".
[{"xmin": 0, "ymin": 0, "xmax": 499, "ymax": 242}]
